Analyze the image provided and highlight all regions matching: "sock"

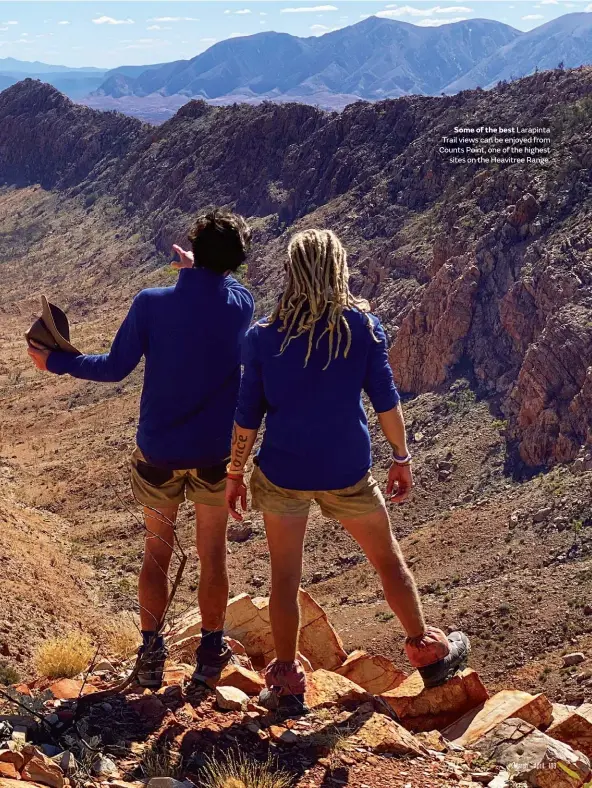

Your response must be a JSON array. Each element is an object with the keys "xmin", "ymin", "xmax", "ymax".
[
  {"xmin": 142, "ymin": 630, "xmax": 164, "ymax": 649},
  {"xmin": 201, "ymin": 628, "xmax": 224, "ymax": 651}
]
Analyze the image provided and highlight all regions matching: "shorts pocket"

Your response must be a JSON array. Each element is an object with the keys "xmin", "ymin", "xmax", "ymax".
[
  {"xmin": 135, "ymin": 460, "xmax": 175, "ymax": 488},
  {"xmin": 198, "ymin": 460, "xmax": 228, "ymax": 486}
]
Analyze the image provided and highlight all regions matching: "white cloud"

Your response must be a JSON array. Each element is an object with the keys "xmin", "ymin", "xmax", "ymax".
[
  {"xmin": 3, "ymin": 21, "xmax": 18, "ymax": 26},
  {"xmin": 539, "ymin": 0, "xmax": 558, "ymax": 4},
  {"xmin": 0, "ymin": 26, "xmax": 8, "ymax": 32},
  {"xmin": 200, "ymin": 37, "xmax": 217, "ymax": 43},
  {"xmin": 147, "ymin": 24, "xmax": 172, "ymax": 30},
  {"xmin": 310, "ymin": 23, "xmax": 329, "ymax": 30},
  {"xmin": 417, "ymin": 16, "xmax": 468, "ymax": 25},
  {"xmin": 148, "ymin": 16, "xmax": 199, "ymax": 23},
  {"xmin": 260, "ymin": 11, "xmax": 267, "ymax": 15},
  {"xmin": 281, "ymin": 5, "xmax": 338, "ymax": 13},
  {"xmin": 522, "ymin": 13, "xmax": 544, "ymax": 19},
  {"xmin": 92, "ymin": 16, "xmax": 135, "ymax": 26},
  {"xmin": 225, "ymin": 8, "xmax": 252, "ymax": 14},
  {"xmin": 58, "ymin": 21, "xmax": 70, "ymax": 26},
  {"xmin": 121, "ymin": 37, "xmax": 168, "ymax": 50},
  {"xmin": 586, "ymin": 3, "xmax": 592, "ymax": 10},
  {"xmin": 228, "ymin": 31, "xmax": 246, "ymax": 37},
  {"xmin": 377, "ymin": 6, "xmax": 472, "ymax": 18}
]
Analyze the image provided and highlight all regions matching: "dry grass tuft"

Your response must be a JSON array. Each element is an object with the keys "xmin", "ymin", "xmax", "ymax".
[
  {"xmin": 140, "ymin": 744, "xmax": 182, "ymax": 779},
  {"xmin": 106, "ymin": 616, "xmax": 140, "ymax": 659},
  {"xmin": 200, "ymin": 751, "xmax": 293, "ymax": 788},
  {"xmin": 33, "ymin": 632, "xmax": 94, "ymax": 679}
]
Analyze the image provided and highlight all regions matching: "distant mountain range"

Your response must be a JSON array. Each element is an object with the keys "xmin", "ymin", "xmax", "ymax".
[
  {"xmin": 1, "ymin": 13, "xmax": 591, "ymax": 115},
  {"xmin": 94, "ymin": 16, "xmax": 520, "ymax": 102}
]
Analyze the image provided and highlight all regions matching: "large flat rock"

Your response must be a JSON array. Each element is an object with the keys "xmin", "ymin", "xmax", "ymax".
[
  {"xmin": 547, "ymin": 703, "xmax": 592, "ymax": 759},
  {"xmin": 379, "ymin": 668, "xmax": 489, "ymax": 733},
  {"xmin": 443, "ymin": 689, "xmax": 553, "ymax": 747},
  {"xmin": 350, "ymin": 710, "xmax": 427, "ymax": 757},
  {"xmin": 169, "ymin": 590, "xmax": 346, "ymax": 671},
  {"xmin": 305, "ymin": 669, "xmax": 371, "ymax": 710},
  {"xmin": 336, "ymin": 650, "xmax": 407, "ymax": 694},
  {"xmin": 473, "ymin": 717, "xmax": 590, "ymax": 788}
]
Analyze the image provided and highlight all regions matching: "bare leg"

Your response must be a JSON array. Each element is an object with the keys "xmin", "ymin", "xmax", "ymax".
[
  {"xmin": 341, "ymin": 505, "xmax": 426, "ymax": 638},
  {"xmin": 263, "ymin": 513, "xmax": 308, "ymax": 662},
  {"xmin": 195, "ymin": 503, "xmax": 230, "ymax": 632},
  {"xmin": 138, "ymin": 505, "xmax": 178, "ymax": 632}
]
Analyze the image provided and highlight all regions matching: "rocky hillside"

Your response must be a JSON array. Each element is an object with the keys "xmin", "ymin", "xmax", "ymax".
[{"xmin": 2, "ymin": 68, "xmax": 591, "ymax": 469}]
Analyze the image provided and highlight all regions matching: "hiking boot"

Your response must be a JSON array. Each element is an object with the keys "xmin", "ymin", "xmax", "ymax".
[
  {"xmin": 136, "ymin": 637, "xmax": 168, "ymax": 690},
  {"xmin": 258, "ymin": 659, "xmax": 310, "ymax": 719},
  {"xmin": 406, "ymin": 629, "xmax": 471, "ymax": 689},
  {"xmin": 191, "ymin": 639, "xmax": 235, "ymax": 686}
]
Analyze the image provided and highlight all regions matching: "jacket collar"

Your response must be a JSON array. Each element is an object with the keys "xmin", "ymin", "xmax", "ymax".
[{"xmin": 176, "ymin": 266, "xmax": 226, "ymax": 290}]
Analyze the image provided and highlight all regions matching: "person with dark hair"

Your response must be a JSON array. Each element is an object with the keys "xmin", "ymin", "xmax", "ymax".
[
  {"xmin": 226, "ymin": 228, "xmax": 469, "ymax": 717},
  {"xmin": 28, "ymin": 209, "xmax": 254, "ymax": 689}
]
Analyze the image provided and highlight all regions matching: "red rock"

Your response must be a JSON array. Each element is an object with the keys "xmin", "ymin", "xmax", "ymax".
[
  {"xmin": 48, "ymin": 679, "xmax": 96, "ymax": 700},
  {"xmin": 0, "ymin": 763, "xmax": 19, "ymax": 779},
  {"xmin": 336, "ymin": 650, "xmax": 406, "ymax": 694},
  {"xmin": 380, "ymin": 668, "xmax": 489, "ymax": 733},
  {"xmin": 305, "ymin": 670, "xmax": 371, "ymax": 710},
  {"xmin": 442, "ymin": 690, "xmax": 553, "ymax": 747},
  {"xmin": 13, "ymin": 685, "xmax": 32, "ymax": 697},
  {"xmin": 21, "ymin": 750, "xmax": 64, "ymax": 788},
  {"xmin": 0, "ymin": 752, "xmax": 25, "ymax": 771},
  {"xmin": 130, "ymin": 694, "xmax": 166, "ymax": 721},
  {"xmin": 213, "ymin": 665, "xmax": 265, "ymax": 695},
  {"xmin": 547, "ymin": 702, "xmax": 592, "ymax": 758},
  {"xmin": 351, "ymin": 711, "xmax": 426, "ymax": 757},
  {"xmin": 169, "ymin": 590, "xmax": 346, "ymax": 671}
]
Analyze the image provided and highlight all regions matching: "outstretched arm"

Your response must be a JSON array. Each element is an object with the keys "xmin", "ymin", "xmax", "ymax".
[{"xmin": 29, "ymin": 294, "xmax": 147, "ymax": 383}]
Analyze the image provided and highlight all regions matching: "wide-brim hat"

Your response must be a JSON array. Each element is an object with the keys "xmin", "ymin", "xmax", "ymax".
[{"xmin": 25, "ymin": 296, "xmax": 81, "ymax": 355}]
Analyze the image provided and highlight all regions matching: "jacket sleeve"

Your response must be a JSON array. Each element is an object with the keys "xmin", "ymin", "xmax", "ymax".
[
  {"xmin": 47, "ymin": 294, "xmax": 147, "ymax": 382},
  {"xmin": 363, "ymin": 316, "xmax": 401, "ymax": 413},
  {"xmin": 235, "ymin": 327, "xmax": 267, "ymax": 430}
]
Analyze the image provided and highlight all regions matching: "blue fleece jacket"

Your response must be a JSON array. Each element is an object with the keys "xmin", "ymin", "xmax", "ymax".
[
  {"xmin": 47, "ymin": 267, "xmax": 254, "ymax": 468},
  {"xmin": 235, "ymin": 310, "xmax": 400, "ymax": 490}
]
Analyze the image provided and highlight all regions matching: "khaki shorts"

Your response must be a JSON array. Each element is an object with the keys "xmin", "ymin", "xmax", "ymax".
[
  {"xmin": 250, "ymin": 465, "xmax": 385, "ymax": 520},
  {"xmin": 130, "ymin": 447, "xmax": 227, "ymax": 508}
]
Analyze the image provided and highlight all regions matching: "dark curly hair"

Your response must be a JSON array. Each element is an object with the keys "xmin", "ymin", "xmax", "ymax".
[{"xmin": 188, "ymin": 209, "xmax": 252, "ymax": 274}]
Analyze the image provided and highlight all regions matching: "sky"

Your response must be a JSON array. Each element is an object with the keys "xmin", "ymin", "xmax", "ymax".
[{"xmin": 0, "ymin": 0, "xmax": 588, "ymax": 70}]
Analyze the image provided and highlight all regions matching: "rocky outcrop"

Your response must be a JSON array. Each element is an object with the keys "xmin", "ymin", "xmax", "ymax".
[
  {"xmin": 442, "ymin": 689, "xmax": 553, "ymax": 746},
  {"xmin": 379, "ymin": 668, "xmax": 489, "ymax": 732},
  {"xmin": 474, "ymin": 718, "xmax": 591, "ymax": 788},
  {"xmin": 169, "ymin": 590, "xmax": 347, "ymax": 671}
]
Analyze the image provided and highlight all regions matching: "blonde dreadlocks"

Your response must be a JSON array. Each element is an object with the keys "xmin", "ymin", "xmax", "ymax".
[{"xmin": 266, "ymin": 229, "xmax": 378, "ymax": 369}]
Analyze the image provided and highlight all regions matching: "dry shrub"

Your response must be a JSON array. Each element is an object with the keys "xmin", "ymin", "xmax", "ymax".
[
  {"xmin": 200, "ymin": 751, "xmax": 293, "ymax": 788},
  {"xmin": 106, "ymin": 616, "xmax": 140, "ymax": 659},
  {"xmin": 140, "ymin": 744, "xmax": 182, "ymax": 779},
  {"xmin": 33, "ymin": 632, "xmax": 94, "ymax": 679}
]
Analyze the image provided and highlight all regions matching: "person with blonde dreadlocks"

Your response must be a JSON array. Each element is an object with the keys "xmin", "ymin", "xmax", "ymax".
[{"xmin": 226, "ymin": 229, "xmax": 470, "ymax": 716}]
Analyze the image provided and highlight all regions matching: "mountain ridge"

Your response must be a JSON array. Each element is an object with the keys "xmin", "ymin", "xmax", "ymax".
[{"xmin": 92, "ymin": 17, "xmax": 521, "ymax": 101}]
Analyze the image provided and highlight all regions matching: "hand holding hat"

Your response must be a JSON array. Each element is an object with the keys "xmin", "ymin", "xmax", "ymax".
[{"xmin": 25, "ymin": 296, "xmax": 81, "ymax": 370}]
